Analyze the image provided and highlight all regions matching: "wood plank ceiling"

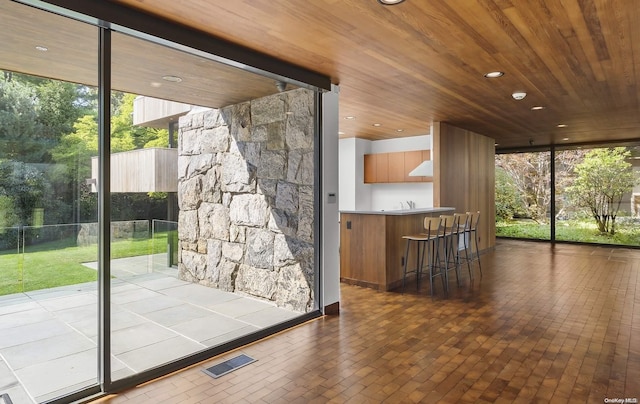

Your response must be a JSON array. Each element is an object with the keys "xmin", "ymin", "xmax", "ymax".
[{"xmin": 3, "ymin": 0, "xmax": 640, "ymax": 149}]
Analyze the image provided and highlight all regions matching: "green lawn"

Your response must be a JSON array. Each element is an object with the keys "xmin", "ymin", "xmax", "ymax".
[
  {"xmin": 496, "ymin": 218, "xmax": 640, "ymax": 246},
  {"xmin": 0, "ymin": 232, "xmax": 170, "ymax": 296}
]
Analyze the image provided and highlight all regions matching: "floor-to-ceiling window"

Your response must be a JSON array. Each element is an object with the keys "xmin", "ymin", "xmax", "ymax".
[
  {"xmin": 0, "ymin": 3, "xmax": 100, "ymax": 402},
  {"xmin": 554, "ymin": 145, "xmax": 640, "ymax": 246},
  {"xmin": 495, "ymin": 150, "xmax": 551, "ymax": 240},
  {"xmin": 496, "ymin": 145, "xmax": 640, "ymax": 247},
  {"xmin": 1, "ymin": 2, "xmax": 325, "ymax": 402}
]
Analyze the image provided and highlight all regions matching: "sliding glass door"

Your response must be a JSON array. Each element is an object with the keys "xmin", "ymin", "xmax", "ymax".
[
  {"xmin": 0, "ymin": 3, "xmax": 100, "ymax": 402},
  {"xmin": 1, "ymin": 2, "xmax": 323, "ymax": 402}
]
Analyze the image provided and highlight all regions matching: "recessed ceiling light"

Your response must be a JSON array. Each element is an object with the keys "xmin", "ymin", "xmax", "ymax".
[
  {"xmin": 562, "ymin": 137, "xmax": 570, "ymax": 141},
  {"xmin": 344, "ymin": 116, "xmax": 355, "ymax": 120},
  {"xmin": 484, "ymin": 71, "xmax": 504, "ymax": 78},
  {"xmin": 373, "ymin": 123, "xmax": 382, "ymax": 127},
  {"xmin": 531, "ymin": 106, "xmax": 545, "ymax": 110},
  {"xmin": 150, "ymin": 82, "xmax": 162, "ymax": 88},
  {"xmin": 35, "ymin": 46, "xmax": 48, "ymax": 52},
  {"xmin": 557, "ymin": 124, "xmax": 568, "ymax": 128},
  {"xmin": 162, "ymin": 75, "xmax": 182, "ymax": 83},
  {"xmin": 495, "ymin": 143, "xmax": 499, "ymax": 146},
  {"xmin": 396, "ymin": 129, "xmax": 404, "ymax": 132},
  {"xmin": 378, "ymin": 0, "xmax": 405, "ymax": 5},
  {"xmin": 338, "ymin": 131, "xmax": 345, "ymax": 135}
]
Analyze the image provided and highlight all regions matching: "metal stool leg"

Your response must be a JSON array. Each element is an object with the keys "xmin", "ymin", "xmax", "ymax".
[{"xmin": 402, "ymin": 238, "xmax": 410, "ymax": 293}]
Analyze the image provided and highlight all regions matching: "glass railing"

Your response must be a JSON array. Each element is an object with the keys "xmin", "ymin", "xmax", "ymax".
[
  {"xmin": 151, "ymin": 219, "xmax": 179, "ymax": 272},
  {"xmin": 0, "ymin": 220, "xmax": 178, "ymax": 297}
]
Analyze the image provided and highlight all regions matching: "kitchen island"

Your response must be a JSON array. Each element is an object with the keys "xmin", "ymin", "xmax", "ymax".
[{"xmin": 340, "ymin": 207, "xmax": 455, "ymax": 291}]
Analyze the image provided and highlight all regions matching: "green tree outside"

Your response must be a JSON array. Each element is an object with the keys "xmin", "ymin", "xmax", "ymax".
[{"xmin": 567, "ymin": 147, "xmax": 638, "ymax": 235}]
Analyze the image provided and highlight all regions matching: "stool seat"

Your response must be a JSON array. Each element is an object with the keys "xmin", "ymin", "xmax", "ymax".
[
  {"xmin": 401, "ymin": 216, "xmax": 445, "ymax": 295},
  {"xmin": 465, "ymin": 211, "xmax": 483, "ymax": 278}
]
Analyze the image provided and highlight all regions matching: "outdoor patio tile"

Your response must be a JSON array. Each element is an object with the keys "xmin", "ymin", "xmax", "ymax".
[
  {"xmin": 110, "ymin": 322, "xmax": 181, "ymax": 355},
  {"xmin": 69, "ymin": 308, "xmax": 145, "ymax": 340},
  {"xmin": 236, "ymin": 307, "xmax": 302, "ymax": 328},
  {"xmin": 0, "ymin": 307, "xmax": 54, "ymax": 329},
  {"xmin": 25, "ymin": 282, "xmax": 97, "ymax": 300},
  {"xmin": 201, "ymin": 325, "xmax": 261, "ymax": 348},
  {"xmin": 117, "ymin": 294, "xmax": 183, "ymax": 315},
  {"xmin": 110, "ymin": 287, "xmax": 162, "ymax": 305},
  {"xmin": 51, "ymin": 304, "xmax": 97, "ymax": 323},
  {"xmin": 0, "ymin": 319, "xmax": 72, "ymax": 349},
  {"xmin": 162, "ymin": 284, "xmax": 239, "ymax": 307},
  {"xmin": 36, "ymin": 293, "xmax": 95, "ymax": 312},
  {"xmin": 109, "ymin": 282, "xmax": 141, "ymax": 294},
  {"xmin": 0, "ymin": 258, "xmax": 299, "ymax": 403},
  {"xmin": 114, "ymin": 336, "xmax": 205, "ymax": 373},
  {"xmin": 0, "ymin": 293, "xmax": 31, "ymax": 307},
  {"xmin": 0, "ymin": 300, "xmax": 40, "ymax": 316},
  {"xmin": 0, "ymin": 385, "xmax": 34, "ymax": 404},
  {"xmin": 1, "ymin": 331, "xmax": 95, "ymax": 370},
  {"xmin": 142, "ymin": 303, "xmax": 214, "ymax": 327},
  {"xmin": 209, "ymin": 296, "xmax": 278, "ymax": 318},
  {"xmin": 0, "ymin": 358, "xmax": 19, "ymax": 391},
  {"xmin": 14, "ymin": 349, "xmax": 99, "ymax": 401},
  {"xmin": 124, "ymin": 276, "xmax": 188, "ymax": 291},
  {"xmin": 170, "ymin": 313, "xmax": 250, "ymax": 343}
]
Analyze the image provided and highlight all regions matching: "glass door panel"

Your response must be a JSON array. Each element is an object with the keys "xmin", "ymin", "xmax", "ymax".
[
  {"xmin": 109, "ymin": 31, "xmax": 317, "ymax": 381},
  {"xmin": 555, "ymin": 146, "xmax": 640, "ymax": 246},
  {"xmin": 495, "ymin": 151, "xmax": 551, "ymax": 240},
  {"xmin": 0, "ymin": 2, "xmax": 99, "ymax": 402}
]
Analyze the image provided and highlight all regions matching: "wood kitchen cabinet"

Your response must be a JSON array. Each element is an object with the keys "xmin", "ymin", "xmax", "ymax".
[{"xmin": 363, "ymin": 150, "xmax": 432, "ymax": 183}]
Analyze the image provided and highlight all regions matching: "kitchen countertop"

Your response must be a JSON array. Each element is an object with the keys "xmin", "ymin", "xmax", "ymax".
[{"xmin": 339, "ymin": 207, "xmax": 455, "ymax": 216}]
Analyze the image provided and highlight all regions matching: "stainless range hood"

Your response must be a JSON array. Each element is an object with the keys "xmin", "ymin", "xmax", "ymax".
[{"xmin": 408, "ymin": 160, "xmax": 433, "ymax": 176}]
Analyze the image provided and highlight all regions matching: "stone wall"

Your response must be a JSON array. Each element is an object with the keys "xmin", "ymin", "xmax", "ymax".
[{"xmin": 177, "ymin": 88, "xmax": 315, "ymax": 312}]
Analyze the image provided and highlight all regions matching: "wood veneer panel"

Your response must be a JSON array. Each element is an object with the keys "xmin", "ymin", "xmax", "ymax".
[
  {"xmin": 433, "ymin": 122, "xmax": 495, "ymax": 253},
  {"xmin": 387, "ymin": 151, "xmax": 405, "ymax": 183},
  {"xmin": 363, "ymin": 154, "xmax": 376, "ymax": 183},
  {"xmin": 339, "ymin": 213, "xmax": 386, "ymax": 289},
  {"xmin": 375, "ymin": 153, "xmax": 389, "ymax": 183},
  {"xmin": 340, "ymin": 211, "xmax": 451, "ymax": 290},
  {"xmin": 404, "ymin": 150, "xmax": 422, "ymax": 182},
  {"xmin": 384, "ymin": 212, "xmax": 444, "ymax": 290}
]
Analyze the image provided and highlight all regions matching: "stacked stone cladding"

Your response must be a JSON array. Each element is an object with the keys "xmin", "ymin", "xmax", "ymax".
[{"xmin": 177, "ymin": 88, "xmax": 315, "ymax": 312}]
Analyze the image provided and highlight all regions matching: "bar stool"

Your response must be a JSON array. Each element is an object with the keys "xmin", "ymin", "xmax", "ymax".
[
  {"xmin": 453, "ymin": 212, "xmax": 474, "ymax": 280},
  {"xmin": 465, "ymin": 211, "xmax": 483, "ymax": 278},
  {"xmin": 439, "ymin": 214, "xmax": 461, "ymax": 289},
  {"xmin": 401, "ymin": 216, "xmax": 444, "ymax": 295}
]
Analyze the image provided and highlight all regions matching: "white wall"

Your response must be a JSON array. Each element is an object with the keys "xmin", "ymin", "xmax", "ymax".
[
  {"xmin": 339, "ymin": 138, "xmax": 372, "ymax": 211},
  {"xmin": 370, "ymin": 134, "xmax": 431, "ymax": 153},
  {"xmin": 370, "ymin": 183, "xmax": 433, "ymax": 210},
  {"xmin": 339, "ymin": 134, "xmax": 434, "ymax": 211},
  {"xmin": 321, "ymin": 86, "xmax": 340, "ymax": 312}
]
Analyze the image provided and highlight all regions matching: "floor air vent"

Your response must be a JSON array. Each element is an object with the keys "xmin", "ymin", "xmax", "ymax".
[{"xmin": 203, "ymin": 354, "xmax": 257, "ymax": 379}]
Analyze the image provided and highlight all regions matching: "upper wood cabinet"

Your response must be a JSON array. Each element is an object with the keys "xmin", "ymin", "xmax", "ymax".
[{"xmin": 363, "ymin": 150, "xmax": 432, "ymax": 183}]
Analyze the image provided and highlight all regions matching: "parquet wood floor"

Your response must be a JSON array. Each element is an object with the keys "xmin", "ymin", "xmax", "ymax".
[{"xmin": 92, "ymin": 239, "xmax": 640, "ymax": 403}]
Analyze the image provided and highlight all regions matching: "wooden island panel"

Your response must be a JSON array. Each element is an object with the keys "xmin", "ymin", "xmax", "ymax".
[{"xmin": 340, "ymin": 208, "xmax": 454, "ymax": 291}]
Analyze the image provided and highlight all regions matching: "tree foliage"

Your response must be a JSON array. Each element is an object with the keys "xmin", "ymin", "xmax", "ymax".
[
  {"xmin": 495, "ymin": 167, "xmax": 524, "ymax": 220},
  {"xmin": 0, "ymin": 78, "xmax": 45, "ymax": 162},
  {"xmin": 2, "ymin": 69, "xmax": 170, "ymax": 227},
  {"xmin": 495, "ymin": 152, "xmax": 551, "ymax": 222},
  {"xmin": 566, "ymin": 147, "xmax": 637, "ymax": 234},
  {"xmin": 495, "ymin": 150, "xmax": 588, "ymax": 223}
]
